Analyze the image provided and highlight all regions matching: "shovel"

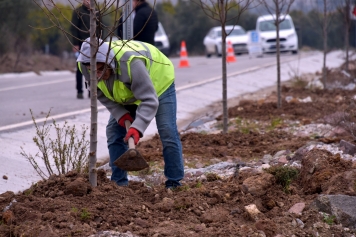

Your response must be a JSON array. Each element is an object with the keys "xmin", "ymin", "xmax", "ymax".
[{"xmin": 113, "ymin": 120, "xmax": 149, "ymax": 171}]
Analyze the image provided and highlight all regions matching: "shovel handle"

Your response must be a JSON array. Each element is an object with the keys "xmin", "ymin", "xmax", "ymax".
[{"xmin": 124, "ymin": 120, "xmax": 135, "ymax": 149}]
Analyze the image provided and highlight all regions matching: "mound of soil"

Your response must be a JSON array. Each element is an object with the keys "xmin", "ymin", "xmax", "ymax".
[
  {"xmin": 1, "ymin": 149, "xmax": 355, "ymax": 237},
  {"xmin": 1, "ymin": 62, "xmax": 356, "ymax": 236}
]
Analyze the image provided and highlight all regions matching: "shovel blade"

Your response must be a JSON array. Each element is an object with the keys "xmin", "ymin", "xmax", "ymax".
[{"xmin": 113, "ymin": 148, "xmax": 149, "ymax": 171}]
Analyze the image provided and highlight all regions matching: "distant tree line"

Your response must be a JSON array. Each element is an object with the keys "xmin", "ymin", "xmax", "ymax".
[
  {"xmin": 0, "ymin": 0, "xmax": 352, "ymax": 57},
  {"xmin": 289, "ymin": 9, "xmax": 346, "ymax": 52}
]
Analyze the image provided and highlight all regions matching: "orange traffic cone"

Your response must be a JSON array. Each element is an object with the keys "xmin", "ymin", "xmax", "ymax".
[
  {"xmin": 226, "ymin": 41, "xmax": 236, "ymax": 63},
  {"xmin": 178, "ymin": 41, "xmax": 190, "ymax": 68}
]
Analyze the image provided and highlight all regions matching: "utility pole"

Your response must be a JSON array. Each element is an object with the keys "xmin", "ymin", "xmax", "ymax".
[{"xmin": 123, "ymin": 0, "xmax": 133, "ymax": 39}]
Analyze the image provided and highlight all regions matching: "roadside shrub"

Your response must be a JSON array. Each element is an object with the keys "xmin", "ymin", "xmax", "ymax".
[{"xmin": 20, "ymin": 109, "xmax": 89, "ymax": 179}]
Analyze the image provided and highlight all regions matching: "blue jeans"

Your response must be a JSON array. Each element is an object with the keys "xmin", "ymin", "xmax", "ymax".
[{"xmin": 106, "ymin": 83, "xmax": 184, "ymax": 187}]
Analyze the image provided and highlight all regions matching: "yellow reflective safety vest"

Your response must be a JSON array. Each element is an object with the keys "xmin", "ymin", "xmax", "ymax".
[{"xmin": 97, "ymin": 40, "xmax": 174, "ymax": 105}]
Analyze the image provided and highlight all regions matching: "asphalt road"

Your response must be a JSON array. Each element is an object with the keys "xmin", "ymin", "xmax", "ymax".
[{"xmin": 0, "ymin": 52, "xmax": 306, "ymax": 130}]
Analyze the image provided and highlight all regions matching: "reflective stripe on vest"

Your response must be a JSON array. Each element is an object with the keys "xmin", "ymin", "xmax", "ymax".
[{"xmin": 97, "ymin": 40, "xmax": 174, "ymax": 105}]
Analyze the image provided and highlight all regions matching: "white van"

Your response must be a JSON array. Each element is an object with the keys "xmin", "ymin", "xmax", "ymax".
[{"xmin": 256, "ymin": 14, "xmax": 298, "ymax": 54}]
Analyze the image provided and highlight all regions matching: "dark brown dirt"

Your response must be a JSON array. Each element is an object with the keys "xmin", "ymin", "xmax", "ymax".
[
  {"xmin": 141, "ymin": 130, "xmax": 311, "ymax": 164},
  {"xmin": 1, "ymin": 59, "xmax": 356, "ymax": 236}
]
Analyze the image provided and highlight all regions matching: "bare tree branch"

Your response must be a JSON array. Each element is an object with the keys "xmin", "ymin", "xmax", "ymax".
[
  {"xmin": 193, "ymin": 0, "xmax": 254, "ymax": 133},
  {"xmin": 257, "ymin": 0, "xmax": 295, "ymax": 108}
]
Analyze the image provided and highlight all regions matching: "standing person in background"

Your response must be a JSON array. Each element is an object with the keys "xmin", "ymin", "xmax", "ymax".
[
  {"xmin": 117, "ymin": 0, "xmax": 158, "ymax": 45},
  {"xmin": 70, "ymin": 0, "xmax": 102, "ymax": 99}
]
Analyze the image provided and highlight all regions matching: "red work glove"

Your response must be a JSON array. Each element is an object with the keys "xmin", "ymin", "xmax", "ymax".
[
  {"xmin": 124, "ymin": 128, "xmax": 140, "ymax": 145},
  {"xmin": 118, "ymin": 113, "xmax": 133, "ymax": 127}
]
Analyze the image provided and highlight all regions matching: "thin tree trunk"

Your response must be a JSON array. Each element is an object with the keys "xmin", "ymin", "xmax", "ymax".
[
  {"xmin": 322, "ymin": 0, "xmax": 327, "ymax": 87},
  {"xmin": 221, "ymin": 0, "xmax": 228, "ymax": 134},
  {"xmin": 275, "ymin": 4, "xmax": 282, "ymax": 108},
  {"xmin": 346, "ymin": 25, "xmax": 350, "ymax": 71},
  {"xmin": 345, "ymin": 0, "xmax": 351, "ymax": 72},
  {"xmin": 89, "ymin": 0, "xmax": 98, "ymax": 187},
  {"xmin": 222, "ymin": 36, "xmax": 227, "ymax": 134},
  {"xmin": 276, "ymin": 28, "xmax": 281, "ymax": 108}
]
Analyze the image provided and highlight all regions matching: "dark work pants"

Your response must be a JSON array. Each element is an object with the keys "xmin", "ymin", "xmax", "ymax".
[{"xmin": 76, "ymin": 63, "xmax": 83, "ymax": 94}]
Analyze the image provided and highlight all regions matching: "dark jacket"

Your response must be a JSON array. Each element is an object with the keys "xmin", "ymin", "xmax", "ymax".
[
  {"xmin": 70, "ymin": 5, "xmax": 102, "ymax": 46},
  {"xmin": 118, "ymin": 2, "xmax": 158, "ymax": 45}
]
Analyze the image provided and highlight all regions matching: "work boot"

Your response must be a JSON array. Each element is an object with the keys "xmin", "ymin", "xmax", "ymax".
[{"xmin": 77, "ymin": 93, "xmax": 84, "ymax": 99}]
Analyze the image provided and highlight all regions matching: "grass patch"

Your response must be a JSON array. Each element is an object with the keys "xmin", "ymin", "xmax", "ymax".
[
  {"xmin": 288, "ymin": 68, "xmax": 309, "ymax": 89},
  {"xmin": 241, "ymin": 127, "xmax": 251, "ymax": 134},
  {"xmin": 195, "ymin": 180, "xmax": 202, "ymax": 188},
  {"xmin": 290, "ymin": 77, "xmax": 309, "ymax": 89},
  {"xmin": 269, "ymin": 117, "xmax": 283, "ymax": 130},
  {"xmin": 234, "ymin": 117, "xmax": 260, "ymax": 134},
  {"xmin": 70, "ymin": 206, "xmax": 91, "ymax": 221},
  {"xmin": 71, "ymin": 207, "xmax": 79, "ymax": 213},
  {"xmin": 206, "ymin": 172, "xmax": 221, "ymax": 182},
  {"xmin": 174, "ymin": 204, "xmax": 188, "ymax": 210},
  {"xmin": 176, "ymin": 185, "xmax": 190, "ymax": 192},
  {"xmin": 265, "ymin": 166, "xmax": 299, "ymax": 193},
  {"xmin": 23, "ymin": 183, "xmax": 37, "ymax": 196},
  {"xmin": 323, "ymin": 213, "xmax": 336, "ymax": 225},
  {"xmin": 80, "ymin": 208, "xmax": 91, "ymax": 221}
]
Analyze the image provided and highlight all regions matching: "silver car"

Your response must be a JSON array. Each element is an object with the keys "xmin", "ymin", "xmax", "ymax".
[{"xmin": 203, "ymin": 25, "xmax": 249, "ymax": 57}]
